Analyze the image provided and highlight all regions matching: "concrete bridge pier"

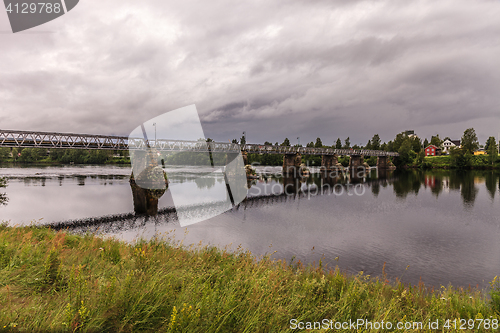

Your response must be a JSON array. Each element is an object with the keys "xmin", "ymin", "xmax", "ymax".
[
  {"xmin": 320, "ymin": 154, "xmax": 341, "ymax": 185},
  {"xmin": 349, "ymin": 154, "xmax": 366, "ymax": 183},
  {"xmin": 130, "ymin": 149, "xmax": 168, "ymax": 216},
  {"xmin": 241, "ymin": 151, "xmax": 248, "ymax": 165},
  {"xmin": 130, "ymin": 178, "xmax": 166, "ymax": 215},
  {"xmin": 377, "ymin": 155, "xmax": 396, "ymax": 171},
  {"xmin": 377, "ymin": 156, "xmax": 388, "ymax": 169},
  {"xmin": 282, "ymin": 153, "xmax": 302, "ymax": 177}
]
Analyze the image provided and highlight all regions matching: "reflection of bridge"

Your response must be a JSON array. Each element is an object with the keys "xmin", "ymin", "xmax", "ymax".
[
  {"xmin": 47, "ymin": 174, "xmax": 396, "ymax": 233},
  {"xmin": 0, "ymin": 129, "xmax": 397, "ymax": 157}
]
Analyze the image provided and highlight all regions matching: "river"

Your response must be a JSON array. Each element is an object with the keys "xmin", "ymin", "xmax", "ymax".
[{"xmin": 1, "ymin": 164, "xmax": 499, "ymax": 290}]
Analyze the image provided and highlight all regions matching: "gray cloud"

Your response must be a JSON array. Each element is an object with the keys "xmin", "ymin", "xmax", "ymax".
[{"xmin": 1, "ymin": 0, "xmax": 499, "ymax": 145}]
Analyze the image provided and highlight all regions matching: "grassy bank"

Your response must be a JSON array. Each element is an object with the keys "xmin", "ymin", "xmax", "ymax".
[
  {"xmin": 420, "ymin": 155, "xmax": 500, "ymax": 170},
  {"xmin": 1, "ymin": 225, "xmax": 499, "ymax": 332}
]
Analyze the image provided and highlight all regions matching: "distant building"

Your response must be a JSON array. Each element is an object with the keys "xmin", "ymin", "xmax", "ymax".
[
  {"xmin": 442, "ymin": 139, "xmax": 460, "ymax": 153},
  {"xmin": 425, "ymin": 145, "xmax": 441, "ymax": 156},
  {"xmin": 474, "ymin": 149, "xmax": 486, "ymax": 155},
  {"xmin": 404, "ymin": 130, "xmax": 418, "ymax": 139}
]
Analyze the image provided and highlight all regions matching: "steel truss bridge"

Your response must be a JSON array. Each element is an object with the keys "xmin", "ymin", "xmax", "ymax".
[{"xmin": 0, "ymin": 129, "xmax": 398, "ymax": 157}]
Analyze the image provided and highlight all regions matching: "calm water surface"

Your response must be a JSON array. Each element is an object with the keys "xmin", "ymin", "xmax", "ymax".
[{"xmin": 1, "ymin": 164, "xmax": 499, "ymax": 289}]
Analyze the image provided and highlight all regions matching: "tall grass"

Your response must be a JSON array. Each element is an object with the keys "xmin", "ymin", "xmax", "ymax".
[{"xmin": 0, "ymin": 224, "xmax": 499, "ymax": 332}]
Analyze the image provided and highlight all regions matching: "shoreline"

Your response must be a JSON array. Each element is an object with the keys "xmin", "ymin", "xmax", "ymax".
[{"xmin": 1, "ymin": 225, "xmax": 499, "ymax": 332}]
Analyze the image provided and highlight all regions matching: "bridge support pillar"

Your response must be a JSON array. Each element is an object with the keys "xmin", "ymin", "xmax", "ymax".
[
  {"xmin": 377, "ymin": 156, "xmax": 388, "ymax": 169},
  {"xmin": 321, "ymin": 154, "xmax": 338, "ymax": 170},
  {"xmin": 349, "ymin": 155, "xmax": 363, "ymax": 170},
  {"xmin": 349, "ymin": 155, "xmax": 366, "ymax": 183},
  {"xmin": 282, "ymin": 153, "xmax": 302, "ymax": 177},
  {"xmin": 241, "ymin": 151, "xmax": 248, "ymax": 165},
  {"xmin": 130, "ymin": 148, "xmax": 168, "ymax": 216},
  {"xmin": 130, "ymin": 177, "xmax": 166, "ymax": 215}
]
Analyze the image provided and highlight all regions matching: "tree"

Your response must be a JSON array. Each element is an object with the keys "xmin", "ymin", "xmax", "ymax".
[
  {"xmin": 281, "ymin": 138, "xmax": 290, "ymax": 146},
  {"xmin": 314, "ymin": 137, "xmax": 323, "ymax": 148},
  {"xmin": 411, "ymin": 137, "xmax": 422, "ymax": 153},
  {"xmin": 450, "ymin": 147, "xmax": 471, "ymax": 169},
  {"xmin": 232, "ymin": 139, "xmax": 238, "ymax": 144},
  {"xmin": 396, "ymin": 139, "xmax": 415, "ymax": 167},
  {"xmin": 386, "ymin": 140, "xmax": 394, "ymax": 152},
  {"xmin": 486, "ymin": 136, "xmax": 498, "ymax": 165},
  {"xmin": 423, "ymin": 138, "xmax": 429, "ymax": 148},
  {"xmin": 461, "ymin": 128, "xmax": 479, "ymax": 154},
  {"xmin": 239, "ymin": 135, "xmax": 246, "ymax": 145},
  {"xmin": 335, "ymin": 138, "xmax": 342, "ymax": 149},
  {"xmin": 365, "ymin": 140, "xmax": 372, "ymax": 150},
  {"xmin": 0, "ymin": 148, "xmax": 9, "ymax": 162},
  {"xmin": 485, "ymin": 137, "xmax": 496, "ymax": 151},
  {"xmin": 393, "ymin": 133, "xmax": 406, "ymax": 151},
  {"xmin": 371, "ymin": 134, "xmax": 381, "ymax": 150},
  {"xmin": 344, "ymin": 137, "xmax": 350, "ymax": 149},
  {"xmin": 306, "ymin": 142, "xmax": 314, "ymax": 148},
  {"xmin": 430, "ymin": 135, "xmax": 443, "ymax": 147}
]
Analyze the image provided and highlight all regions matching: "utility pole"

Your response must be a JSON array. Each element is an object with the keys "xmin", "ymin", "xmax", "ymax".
[{"xmin": 153, "ymin": 123, "xmax": 156, "ymax": 146}]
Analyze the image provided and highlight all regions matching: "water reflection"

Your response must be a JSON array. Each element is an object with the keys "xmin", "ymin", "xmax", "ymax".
[
  {"xmin": 0, "ymin": 177, "xmax": 7, "ymax": 205},
  {"xmin": 2, "ymin": 166, "xmax": 500, "ymax": 289}
]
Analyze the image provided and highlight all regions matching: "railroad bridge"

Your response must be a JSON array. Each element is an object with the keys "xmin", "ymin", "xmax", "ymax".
[{"xmin": 0, "ymin": 129, "xmax": 399, "ymax": 174}]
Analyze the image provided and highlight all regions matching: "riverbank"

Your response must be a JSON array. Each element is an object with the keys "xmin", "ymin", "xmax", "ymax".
[
  {"xmin": 411, "ymin": 155, "xmax": 500, "ymax": 170},
  {"xmin": 0, "ymin": 157, "xmax": 131, "ymax": 166},
  {"xmin": 1, "ymin": 225, "xmax": 499, "ymax": 332}
]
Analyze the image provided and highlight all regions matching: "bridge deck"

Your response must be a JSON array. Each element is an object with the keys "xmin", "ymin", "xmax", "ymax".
[{"xmin": 0, "ymin": 129, "xmax": 398, "ymax": 157}]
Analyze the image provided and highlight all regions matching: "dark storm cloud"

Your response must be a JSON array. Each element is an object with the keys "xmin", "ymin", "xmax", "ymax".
[{"xmin": 0, "ymin": 0, "xmax": 499, "ymax": 145}]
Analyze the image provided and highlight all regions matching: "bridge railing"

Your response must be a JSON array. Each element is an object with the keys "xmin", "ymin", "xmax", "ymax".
[
  {"xmin": 242, "ymin": 144, "xmax": 399, "ymax": 156},
  {"xmin": 0, "ymin": 129, "xmax": 399, "ymax": 156}
]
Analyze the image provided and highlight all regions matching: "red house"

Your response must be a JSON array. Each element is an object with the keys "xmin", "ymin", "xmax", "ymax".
[{"xmin": 424, "ymin": 145, "xmax": 441, "ymax": 156}]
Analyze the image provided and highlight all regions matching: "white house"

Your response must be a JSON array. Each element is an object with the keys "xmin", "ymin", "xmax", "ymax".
[{"xmin": 442, "ymin": 139, "xmax": 460, "ymax": 153}]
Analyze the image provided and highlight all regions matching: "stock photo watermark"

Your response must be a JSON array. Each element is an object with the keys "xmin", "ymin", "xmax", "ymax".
[{"xmin": 4, "ymin": 0, "xmax": 79, "ymax": 33}]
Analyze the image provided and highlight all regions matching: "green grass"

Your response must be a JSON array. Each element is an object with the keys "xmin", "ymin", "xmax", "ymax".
[{"xmin": 1, "ymin": 224, "xmax": 499, "ymax": 332}]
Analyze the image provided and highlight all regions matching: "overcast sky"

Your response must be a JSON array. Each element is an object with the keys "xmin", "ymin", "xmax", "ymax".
[{"xmin": 1, "ymin": 0, "xmax": 499, "ymax": 146}]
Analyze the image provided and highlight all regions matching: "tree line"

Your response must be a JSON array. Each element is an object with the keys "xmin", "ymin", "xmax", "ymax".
[{"xmin": 0, "ymin": 147, "xmax": 127, "ymax": 164}]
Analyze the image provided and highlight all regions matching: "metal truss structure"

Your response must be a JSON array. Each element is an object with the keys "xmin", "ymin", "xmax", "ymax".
[{"xmin": 0, "ymin": 129, "xmax": 399, "ymax": 157}]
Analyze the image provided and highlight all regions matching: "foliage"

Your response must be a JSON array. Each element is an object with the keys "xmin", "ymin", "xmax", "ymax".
[
  {"xmin": 281, "ymin": 138, "xmax": 290, "ymax": 147},
  {"xmin": 450, "ymin": 148, "xmax": 472, "ymax": 169},
  {"xmin": 247, "ymin": 153, "xmax": 283, "ymax": 166},
  {"xmin": 461, "ymin": 128, "xmax": 479, "ymax": 154},
  {"xmin": 0, "ymin": 177, "xmax": 7, "ymax": 206},
  {"xmin": 314, "ymin": 137, "xmax": 323, "ymax": 148},
  {"xmin": 0, "ymin": 227, "xmax": 499, "ymax": 332},
  {"xmin": 485, "ymin": 137, "xmax": 496, "ymax": 152},
  {"xmin": 371, "ymin": 134, "xmax": 381, "ymax": 150},
  {"xmin": 343, "ymin": 137, "xmax": 350, "ymax": 149},
  {"xmin": 486, "ymin": 137, "xmax": 498, "ymax": 165},
  {"xmin": 48, "ymin": 149, "xmax": 113, "ymax": 164},
  {"xmin": 0, "ymin": 148, "xmax": 10, "ymax": 162},
  {"xmin": 423, "ymin": 138, "xmax": 429, "ymax": 148},
  {"xmin": 335, "ymin": 138, "xmax": 342, "ymax": 149},
  {"xmin": 430, "ymin": 135, "xmax": 443, "ymax": 148},
  {"xmin": 395, "ymin": 139, "xmax": 416, "ymax": 167}
]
